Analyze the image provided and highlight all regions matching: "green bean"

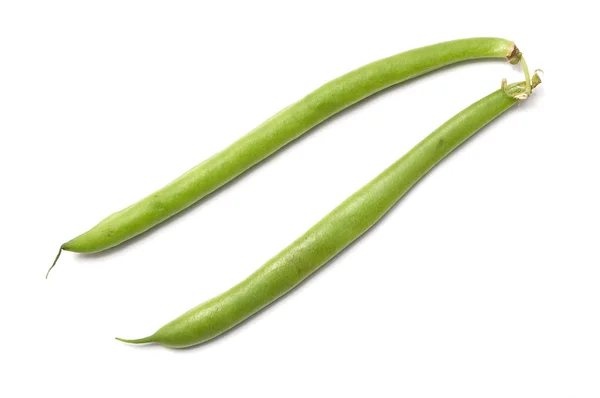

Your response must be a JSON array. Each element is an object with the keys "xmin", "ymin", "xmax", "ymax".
[
  {"xmin": 48, "ymin": 38, "xmax": 521, "ymax": 276},
  {"xmin": 116, "ymin": 75, "xmax": 541, "ymax": 348}
]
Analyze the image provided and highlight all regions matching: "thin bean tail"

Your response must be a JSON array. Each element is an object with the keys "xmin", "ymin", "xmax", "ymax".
[
  {"xmin": 115, "ymin": 336, "xmax": 156, "ymax": 345},
  {"xmin": 46, "ymin": 248, "xmax": 63, "ymax": 279}
]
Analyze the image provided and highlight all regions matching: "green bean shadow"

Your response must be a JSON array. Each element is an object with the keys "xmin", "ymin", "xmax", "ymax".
[
  {"xmin": 118, "ymin": 102, "xmax": 524, "ymax": 352},
  {"xmin": 85, "ymin": 58, "xmax": 513, "ymax": 261}
]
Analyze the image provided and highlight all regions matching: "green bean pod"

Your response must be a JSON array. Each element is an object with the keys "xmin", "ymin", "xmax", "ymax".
[
  {"xmin": 50, "ymin": 37, "xmax": 520, "ymax": 272},
  {"xmin": 117, "ymin": 79, "xmax": 539, "ymax": 348}
]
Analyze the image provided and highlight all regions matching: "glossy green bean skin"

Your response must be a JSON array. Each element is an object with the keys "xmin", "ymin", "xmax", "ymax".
[
  {"xmin": 60, "ymin": 38, "xmax": 518, "ymax": 255},
  {"xmin": 118, "ymin": 83, "xmax": 527, "ymax": 348}
]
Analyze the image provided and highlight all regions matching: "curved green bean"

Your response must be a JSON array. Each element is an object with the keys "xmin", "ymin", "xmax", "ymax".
[
  {"xmin": 116, "ymin": 76, "xmax": 541, "ymax": 348},
  {"xmin": 48, "ymin": 38, "xmax": 520, "ymax": 276}
]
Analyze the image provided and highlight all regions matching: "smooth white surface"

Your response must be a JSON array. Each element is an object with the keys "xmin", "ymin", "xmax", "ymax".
[{"xmin": 1, "ymin": 1, "xmax": 599, "ymax": 396}]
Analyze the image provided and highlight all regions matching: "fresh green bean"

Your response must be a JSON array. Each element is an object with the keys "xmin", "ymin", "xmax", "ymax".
[
  {"xmin": 48, "ymin": 38, "xmax": 521, "ymax": 276},
  {"xmin": 116, "ymin": 75, "xmax": 541, "ymax": 348}
]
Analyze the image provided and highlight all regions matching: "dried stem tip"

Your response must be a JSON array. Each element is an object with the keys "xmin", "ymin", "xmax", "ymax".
[{"xmin": 506, "ymin": 43, "xmax": 522, "ymax": 65}]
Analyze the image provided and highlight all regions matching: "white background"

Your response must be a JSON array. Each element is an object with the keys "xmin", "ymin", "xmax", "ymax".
[{"xmin": 1, "ymin": 1, "xmax": 599, "ymax": 397}]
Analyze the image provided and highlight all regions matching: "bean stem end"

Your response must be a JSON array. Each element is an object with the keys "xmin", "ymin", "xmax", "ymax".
[
  {"xmin": 506, "ymin": 43, "xmax": 522, "ymax": 65},
  {"xmin": 502, "ymin": 58, "xmax": 543, "ymax": 100}
]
